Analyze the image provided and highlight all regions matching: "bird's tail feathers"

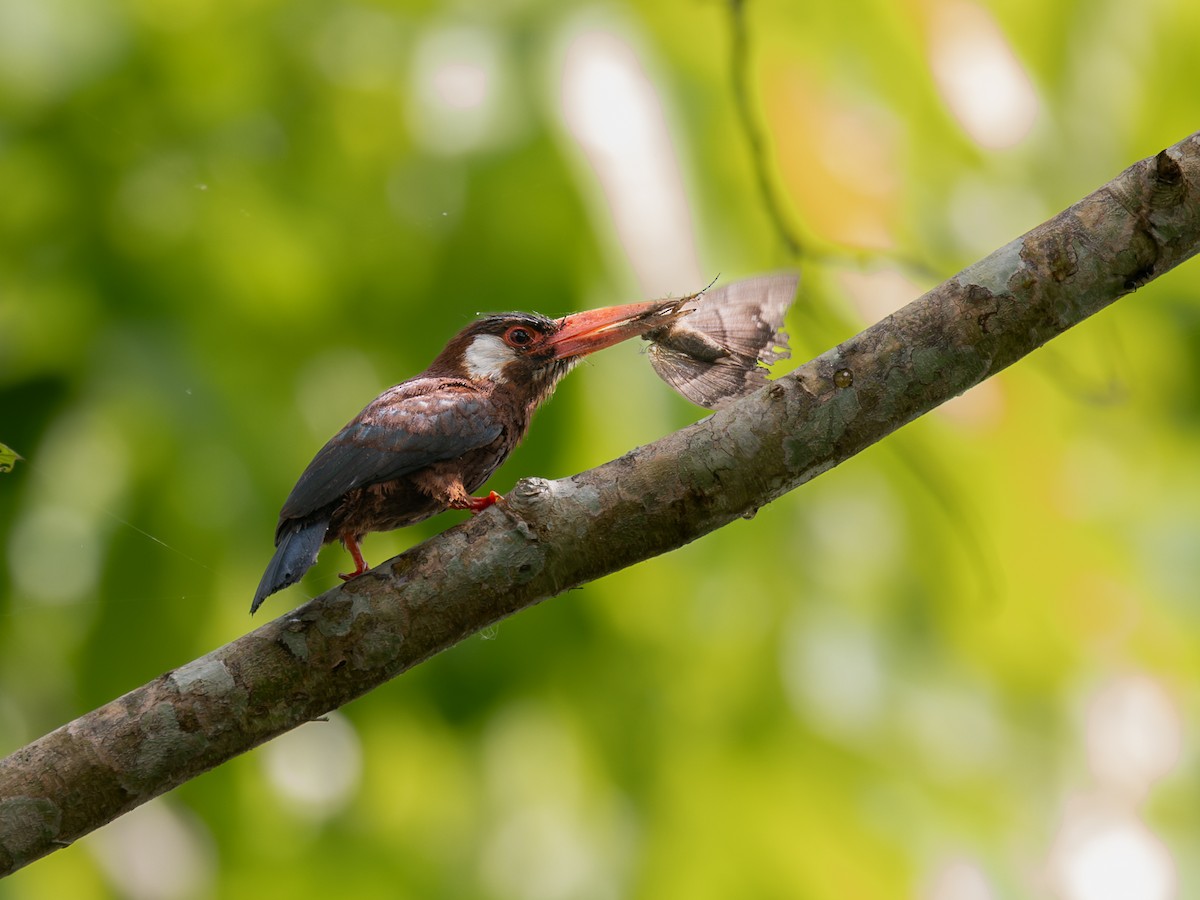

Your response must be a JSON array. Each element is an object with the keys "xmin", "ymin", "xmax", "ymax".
[{"xmin": 250, "ymin": 518, "xmax": 327, "ymax": 614}]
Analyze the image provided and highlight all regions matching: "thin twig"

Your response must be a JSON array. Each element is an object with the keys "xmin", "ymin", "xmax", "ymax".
[{"xmin": 728, "ymin": 0, "xmax": 804, "ymax": 257}]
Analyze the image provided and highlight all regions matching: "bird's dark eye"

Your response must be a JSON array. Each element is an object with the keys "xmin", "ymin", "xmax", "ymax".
[{"xmin": 505, "ymin": 327, "xmax": 534, "ymax": 347}]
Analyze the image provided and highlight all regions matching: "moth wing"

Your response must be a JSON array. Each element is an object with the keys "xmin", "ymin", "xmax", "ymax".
[
  {"xmin": 678, "ymin": 272, "xmax": 798, "ymax": 364},
  {"xmin": 648, "ymin": 344, "xmax": 769, "ymax": 410}
]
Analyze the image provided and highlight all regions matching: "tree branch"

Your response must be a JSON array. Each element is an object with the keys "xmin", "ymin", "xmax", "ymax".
[
  {"xmin": 3, "ymin": 133, "xmax": 1199, "ymax": 877},
  {"xmin": 727, "ymin": 0, "xmax": 804, "ymax": 258}
]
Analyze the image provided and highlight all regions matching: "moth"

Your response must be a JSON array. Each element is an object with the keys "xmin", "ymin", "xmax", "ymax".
[{"xmin": 643, "ymin": 272, "xmax": 798, "ymax": 409}]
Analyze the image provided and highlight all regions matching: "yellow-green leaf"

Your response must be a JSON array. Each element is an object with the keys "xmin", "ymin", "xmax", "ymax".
[{"xmin": 0, "ymin": 443, "xmax": 20, "ymax": 473}]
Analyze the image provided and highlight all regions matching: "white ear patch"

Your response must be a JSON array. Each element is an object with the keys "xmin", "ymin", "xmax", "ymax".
[{"xmin": 463, "ymin": 334, "xmax": 514, "ymax": 381}]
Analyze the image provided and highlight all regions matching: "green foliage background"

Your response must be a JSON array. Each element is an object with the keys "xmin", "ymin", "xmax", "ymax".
[{"xmin": 2, "ymin": 1, "xmax": 1198, "ymax": 897}]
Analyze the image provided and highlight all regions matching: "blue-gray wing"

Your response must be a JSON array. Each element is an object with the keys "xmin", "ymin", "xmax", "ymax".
[{"xmin": 278, "ymin": 380, "xmax": 502, "ymax": 523}]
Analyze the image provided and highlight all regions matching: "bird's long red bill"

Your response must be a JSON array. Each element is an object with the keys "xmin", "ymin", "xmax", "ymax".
[{"xmin": 547, "ymin": 298, "xmax": 693, "ymax": 359}]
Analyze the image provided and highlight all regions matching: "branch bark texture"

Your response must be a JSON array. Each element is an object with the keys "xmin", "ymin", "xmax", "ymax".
[{"xmin": 3, "ymin": 134, "xmax": 1199, "ymax": 876}]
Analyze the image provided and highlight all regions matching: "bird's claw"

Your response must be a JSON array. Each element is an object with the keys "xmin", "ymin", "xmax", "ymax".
[
  {"xmin": 338, "ymin": 564, "xmax": 370, "ymax": 582},
  {"xmin": 465, "ymin": 490, "xmax": 502, "ymax": 513}
]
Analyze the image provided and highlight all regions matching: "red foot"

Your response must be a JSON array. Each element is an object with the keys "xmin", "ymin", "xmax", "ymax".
[
  {"xmin": 338, "ymin": 533, "xmax": 370, "ymax": 581},
  {"xmin": 464, "ymin": 490, "xmax": 502, "ymax": 513}
]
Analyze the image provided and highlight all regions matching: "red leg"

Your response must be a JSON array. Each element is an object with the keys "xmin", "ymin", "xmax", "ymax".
[
  {"xmin": 466, "ymin": 490, "xmax": 502, "ymax": 513},
  {"xmin": 338, "ymin": 533, "xmax": 369, "ymax": 581},
  {"xmin": 451, "ymin": 490, "xmax": 502, "ymax": 514}
]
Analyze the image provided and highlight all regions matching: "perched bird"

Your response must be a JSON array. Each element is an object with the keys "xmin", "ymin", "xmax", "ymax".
[
  {"xmin": 252, "ymin": 298, "xmax": 686, "ymax": 613},
  {"xmin": 642, "ymin": 272, "xmax": 798, "ymax": 409}
]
